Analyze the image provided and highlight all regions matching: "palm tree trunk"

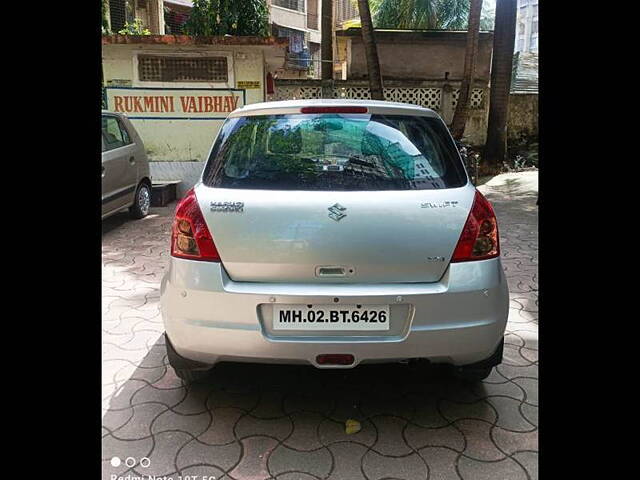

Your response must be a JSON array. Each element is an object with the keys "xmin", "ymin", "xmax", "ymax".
[
  {"xmin": 357, "ymin": 0, "xmax": 384, "ymax": 100},
  {"xmin": 321, "ymin": 0, "xmax": 334, "ymax": 96},
  {"xmin": 484, "ymin": 0, "xmax": 517, "ymax": 173},
  {"xmin": 451, "ymin": 0, "xmax": 483, "ymax": 140}
]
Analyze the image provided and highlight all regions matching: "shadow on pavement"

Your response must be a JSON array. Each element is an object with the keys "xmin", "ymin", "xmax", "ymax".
[
  {"xmin": 103, "ymin": 334, "xmax": 495, "ymax": 479},
  {"xmin": 102, "ymin": 211, "xmax": 133, "ymax": 236},
  {"xmin": 102, "ymin": 204, "xmax": 176, "ymax": 238}
]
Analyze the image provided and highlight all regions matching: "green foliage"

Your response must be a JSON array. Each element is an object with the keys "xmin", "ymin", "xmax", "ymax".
[
  {"xmin": 438, "ymin": 0, "xmax": 471, "ymax": 29},
  {"xmin": 183, "ymin": 0, "xmax": 269, "ymax": 37},
  {"xmin": 369, "ymin": 0, "xmax": 384, "ymax": 15},
  {"xmin": 508, "ymin": 134, "xmax": 538, "ymax": 170},
  {"xmin": 480, "ymin": 2, "xmax": 495, "ymax": 30},
  {"xmin": 118, "ymin": 19, "xmax": 151, "ymax": 35},
  {"xmin": 102, "ymin": 0, "xmax": 111, "ymax": 34},
  {"xmin": 375, "ymin": 0, "xmax": 470, "ymax": 29},
  {"xmin": 372, "ymin": 0, "xmax": 495, "ymax": 31}
]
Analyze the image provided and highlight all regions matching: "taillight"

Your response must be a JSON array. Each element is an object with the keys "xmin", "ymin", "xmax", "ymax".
[
  {"xmin": 171, "ymin": 188, "xmax": 220, "ymax": 262},
  {"xmin": 451, "ymin": 191, "xmax": 500, "ymax": 262}
]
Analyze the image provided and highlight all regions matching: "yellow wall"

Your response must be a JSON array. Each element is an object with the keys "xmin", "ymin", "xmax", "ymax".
[{"xmin": 102, "ymin": 44, "xmax": 267, "ymax": 161}]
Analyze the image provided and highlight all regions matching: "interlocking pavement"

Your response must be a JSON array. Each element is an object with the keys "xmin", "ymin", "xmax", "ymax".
[{"xmin": 102, "ymin": 171, "xmax": 538, "ymax": 480}]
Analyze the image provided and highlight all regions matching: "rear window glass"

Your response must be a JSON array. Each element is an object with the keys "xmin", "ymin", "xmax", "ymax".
[
  {"xmin": 102, "ymin": 116, "xmax": 131, "ymax": 150},
  {"xmin": 202, "ymin": 113, "xmax": 467, "ymax": 191}
]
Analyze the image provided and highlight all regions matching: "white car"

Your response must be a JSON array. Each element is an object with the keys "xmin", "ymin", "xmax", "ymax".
[{"xmin": 160, "ymin": 100, "xmax": 509, "ymax": 382}]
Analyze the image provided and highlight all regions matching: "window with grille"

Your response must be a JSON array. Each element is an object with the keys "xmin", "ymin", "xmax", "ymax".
[
  {"xmin": 109, "ymin": 0, "xmax": 128, "ymax": 32},
  {"xmin": 273, "ymin": 0, "xmax": 305, "ymax": 12},
  {"xmin": 336, "ymin": 0, "xmax": 359, "ymax": 23},
  {"xmin": 138, "ymin": 56, "xmax": 229, "ymax": 83}
]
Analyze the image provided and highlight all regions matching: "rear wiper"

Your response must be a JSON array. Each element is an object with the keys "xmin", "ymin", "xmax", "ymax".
[{"xmin": 347, "ymin": 158, "xmax": 376, "ymax": 168}]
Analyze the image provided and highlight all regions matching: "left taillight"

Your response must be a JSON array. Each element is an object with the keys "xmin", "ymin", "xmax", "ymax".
[
  {"xmin": 171, "ymin": 188, "xmax": 220, "ymax": 262},
  {"xmin": 451, "ymin": 190, "xmax": 500, "ymax": 262}
]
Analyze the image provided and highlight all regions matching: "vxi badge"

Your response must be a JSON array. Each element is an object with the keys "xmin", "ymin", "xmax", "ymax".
[{"xmin": 328, "ymin": 203, "xmax": 347, "ymax": 221}]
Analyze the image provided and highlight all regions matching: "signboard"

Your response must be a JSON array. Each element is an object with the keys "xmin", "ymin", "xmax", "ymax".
[
  {"xmin": 105, "ymin": 87, "xmax": 246, "ymax": 120},
  {"xmin": 237, "ymin": 80, "xmax": 261, "ymax": 89}
]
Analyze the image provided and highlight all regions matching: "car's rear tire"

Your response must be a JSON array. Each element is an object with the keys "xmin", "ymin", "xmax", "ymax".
[
  {"xmin": 453, "ymin": 365, "xmax": 493, "ymax": 381},
  {"xmin": 452, "ymin": 338, "xmax": 504, "ymax": 382},
  {"xmin": 130, "ymin": 181, "xmax": 151, "ymax": 219},
  {"xmin": 165, "ymin": 333, "xmax": 212, "ymax": 383},
  {"xmin": 174, "ymin": 368, "xmax": 210, "ymax": 382}
]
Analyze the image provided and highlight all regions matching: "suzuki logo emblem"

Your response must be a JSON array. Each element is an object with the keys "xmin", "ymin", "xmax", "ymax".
[{"xmin": 328, "ymin": 203, "xmax": 347, "ymax": 221}]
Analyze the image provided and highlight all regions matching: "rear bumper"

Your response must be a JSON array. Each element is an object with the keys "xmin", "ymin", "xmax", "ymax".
[{"xmin": 160, "ymin": 258, "xmax": 509, "ymax": 368}]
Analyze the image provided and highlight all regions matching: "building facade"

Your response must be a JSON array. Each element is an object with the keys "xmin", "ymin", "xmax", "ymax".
[
  {"xmin": 102, "ymin": 35, "xmax": 287, "ymax": 193},
  {"xmin": 105, "ymin": 0, "xmax": 165, "ymax": 34},
  {"xmin": 268, "ymin": 1, "xmax": 322, "ymax": 79},
  {"xmin": 105, "ymin": 1, "xmax": 326, "ymax": 78},
  {"xmin": 515, "ymin": 0, "xmax": 539, "ymax": 54},
  {"xmin": 270, "ymin": 30, "xmax": 494, "ymax": 145}
]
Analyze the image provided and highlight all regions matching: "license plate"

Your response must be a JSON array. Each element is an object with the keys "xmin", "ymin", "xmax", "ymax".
[{"xmin": 272, "ymin": 304, "xmax": 390, "ymax": 331}]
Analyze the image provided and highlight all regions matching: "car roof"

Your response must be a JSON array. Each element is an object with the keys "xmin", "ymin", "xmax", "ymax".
[
  {"xmin": 229, "ymin": 99, "xmax": 439, "ymax": 118},
  {"xmin": 101, "ymin": 110, "xmax": 126, "ymax": 118}
]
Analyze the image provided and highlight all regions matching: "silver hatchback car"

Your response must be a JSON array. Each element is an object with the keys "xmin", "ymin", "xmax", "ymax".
[
  {"xmin": 102, "ymin": 111, "xmax": 152, "ymax": 220},
  {"xmin": 160, "ymin": 100, "xmax": 509, "ymax": 382}
]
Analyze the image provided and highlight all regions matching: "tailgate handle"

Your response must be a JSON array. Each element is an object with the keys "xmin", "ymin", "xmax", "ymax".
[{"xmin": 316, "ymin": 266, "xmax": 353, "ymax": 277}]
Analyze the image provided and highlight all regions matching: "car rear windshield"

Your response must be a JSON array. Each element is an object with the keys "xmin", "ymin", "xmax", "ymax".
[{"xmin": 202, "ymin": 113, "xmax": 467, "ymax": 191}]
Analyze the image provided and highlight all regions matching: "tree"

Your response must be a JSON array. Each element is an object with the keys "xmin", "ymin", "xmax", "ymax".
[
  {"xmin": 102, "ymin": 0, "xmax": 111, "ymax": 34},
  {"xmin": 375, "ymin": 0, "xmax": 470, "ymax": 30},
  {"xmin": 451, "ymin": 0, "xmax": 483, "ymax": 140},
  {"xmin": 321, "ymin": 0, "xmax": 334, "ymax": 87},
  {"xmin": 183, "ymin": 0, "xmax": 269, "ymax": 37},
  {"xmin": 357, "ymin": 0, "xmax": 384, "ymax": 100},
  {"xmin": 484, "ymin": 0, "xmax": 517, "ymax": 173},
  {"xmin": 480, "ymin": 2, "xmax": 495, "ymax": 30}
]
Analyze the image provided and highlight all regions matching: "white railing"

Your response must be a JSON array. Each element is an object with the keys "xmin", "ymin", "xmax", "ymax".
[{"xmin": 268, "ymin": 84, "xmax": 485, "ymax": 113}]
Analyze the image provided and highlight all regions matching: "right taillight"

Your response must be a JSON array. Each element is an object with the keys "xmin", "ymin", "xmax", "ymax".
[
  {"xmin": 451, "ymin": 190, "xmax": 500, "ymax": 262},
  {"xmin": 171, "ymin": 188, "xmax": 220, "ymax": 262}
]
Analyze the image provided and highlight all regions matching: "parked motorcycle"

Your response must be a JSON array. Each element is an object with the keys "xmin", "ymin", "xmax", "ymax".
[{"xmin": 455, "ymin": 140, "xmax": 479, "ymax": 185}]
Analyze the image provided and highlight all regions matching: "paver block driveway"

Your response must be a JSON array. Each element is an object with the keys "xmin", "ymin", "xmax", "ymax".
[{"xmin": 102, "ymin": 171, "xmax": 538, "ymax": 480}]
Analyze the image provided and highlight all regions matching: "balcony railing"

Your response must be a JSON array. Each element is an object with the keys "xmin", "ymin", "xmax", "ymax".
[{"xmin": 286, "ymin": 49, "xmax": 312, "ymax": 70}]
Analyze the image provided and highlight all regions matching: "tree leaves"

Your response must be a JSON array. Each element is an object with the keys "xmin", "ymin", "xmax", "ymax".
[
  {"xmin": 374, "ymin": 0, "xmax": 470, "ymax": 30},
  {"xmin": 183, "ymin": 0, "xmax": 269, "ymax": 37}
]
